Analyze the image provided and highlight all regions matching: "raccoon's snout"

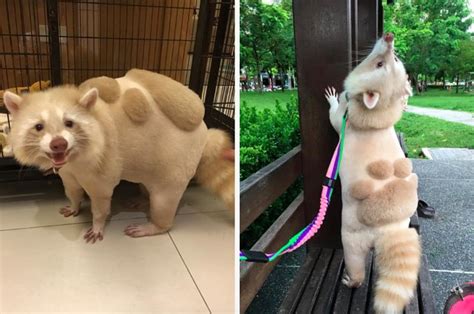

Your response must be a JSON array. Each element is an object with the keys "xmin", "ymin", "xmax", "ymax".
[{"xmin": 50, "ymin": 136, "xmax": 68, "ymax": 152}]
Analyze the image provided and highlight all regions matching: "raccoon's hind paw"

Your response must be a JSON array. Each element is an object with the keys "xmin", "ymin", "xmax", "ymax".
[
  {"xmin": 83, "ymin": 226, "xmax": 104, "ymax": 244},
  {"xmin": 341, "ymin": 272, "xmax": 363, "ymax": 288},
  {"xmin": 124, "ymin": 222, "xmax": 166, "ymax": 238},
  {"xmin": 59, "ymin": 206, "xmax": 79, "ymax": 217}
]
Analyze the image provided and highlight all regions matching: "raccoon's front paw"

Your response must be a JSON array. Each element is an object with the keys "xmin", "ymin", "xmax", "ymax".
[
  {"xmin": 124, "ymin": 222, "xmax": 167, "ymax": 238},
  {"xmin": 83, "ymin": 226, "xmax": 104, "ymax": 243},
  {"xmin": 324, "ymin": 86, "xmax": 339, "ymax": 107},
  {"xmin": 59, "ymin": 206, "xmax": 79, "ymax": 217},
  {"xmin": 341, "ymin": 271, "xmax": 363, "ymax": 288}
]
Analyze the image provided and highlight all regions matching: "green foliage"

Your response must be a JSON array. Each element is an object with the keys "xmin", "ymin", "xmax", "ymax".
[
  {"xmin": 395, "ymin": 112, "xmax": 474, "ymax": 158},
  {"xmin": 240, "ymin": 97, "xmax": 301, "ymax": 180},
  {"xmin": 240, "ymin": 0, "xmax": 295, "ymax": 85},
  {"xmin": 383, "ymin": 0, "xmax": 472, "ymax": 83},
  {"xmin": 240, "ymin": 96, "xmax": 302, "ymax": 248}
]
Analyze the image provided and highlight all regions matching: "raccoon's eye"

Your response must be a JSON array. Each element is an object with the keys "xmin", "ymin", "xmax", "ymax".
[
  {"xmin": 64, "ymin": 120, "xmax": 74, "ymax": 128},
  {"xmin": 34, "ymin": 123, "xmax": 44, "ymax": 132},
  {"xmin": 376, "ymin": 61, "xmax": 384, "ymax": 68}
]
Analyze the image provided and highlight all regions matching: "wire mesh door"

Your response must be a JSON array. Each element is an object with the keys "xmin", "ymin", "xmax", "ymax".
[{"xmin": 0, "ymin": 0, "xmax": 234, "ymax": 180}]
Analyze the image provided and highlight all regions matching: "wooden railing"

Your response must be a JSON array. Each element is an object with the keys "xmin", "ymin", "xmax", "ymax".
[{"xmin": 240, "ymin": 145, "xmax": 305, "ymax": 312}]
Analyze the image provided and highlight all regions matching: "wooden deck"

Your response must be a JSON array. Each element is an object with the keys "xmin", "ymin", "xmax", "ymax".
[{"xmin": 279, "ymin": 250, "xmax": 436, "ymax": 314}]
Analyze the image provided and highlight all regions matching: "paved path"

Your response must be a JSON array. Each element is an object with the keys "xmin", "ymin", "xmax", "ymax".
[{"xmin": 406, "ymin": 105, "xmax": 474, "ymax": 127}]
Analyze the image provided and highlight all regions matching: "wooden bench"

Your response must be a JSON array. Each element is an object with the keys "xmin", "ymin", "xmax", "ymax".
[{"xmin": 240, "ymin": 145, "xmax": 435, "ymax": 313}]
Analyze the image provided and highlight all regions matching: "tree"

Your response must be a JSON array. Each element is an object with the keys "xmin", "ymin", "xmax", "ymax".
[
  {"xmin": 451, "ymin": 39, "xmax": 474, "ymax": 92},
  {"xmin": 384, "ymin": 0, "xmax": 472, "ymax": 92},
  {"xmin": 240, "ymin": 0, "xmax": 295, "ymax": 91}
]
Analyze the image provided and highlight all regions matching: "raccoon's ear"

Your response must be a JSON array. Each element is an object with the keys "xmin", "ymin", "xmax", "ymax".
[
  {"xmin": 79, "ymin": 88, "xmax": 98, "ymax": 109},
  {"xmin": 3, "ymin": 91, "xmax": 23, "ymax": 115},
  {"xmin": 363, "ymin": 91, "xmax": 380, "ymax": 109}
]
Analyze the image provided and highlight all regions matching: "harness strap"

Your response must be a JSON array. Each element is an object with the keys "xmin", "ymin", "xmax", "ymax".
[{"xmin": 240, "ymin": 111, "xmax": 348, "ymax": 263}]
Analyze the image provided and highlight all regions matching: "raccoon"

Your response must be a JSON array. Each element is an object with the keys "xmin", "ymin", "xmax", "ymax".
[
  {"xmin": 3, "ymin": 69, "xmax": 234, "ymax": 243},
  {"xmin": 325, "ymin": 33, "xmax": 420, "ymax": 313}
]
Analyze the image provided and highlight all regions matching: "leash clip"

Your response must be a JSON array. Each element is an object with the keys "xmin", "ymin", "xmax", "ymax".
[{"xmin": 241, "ymin": 250, "xmax": 269, "ymax": 263}]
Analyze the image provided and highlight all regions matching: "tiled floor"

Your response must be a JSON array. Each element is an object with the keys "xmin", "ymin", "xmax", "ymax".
[{"xmin": 0, "ymin": 179, "xmax": 234, "ymax": 313}]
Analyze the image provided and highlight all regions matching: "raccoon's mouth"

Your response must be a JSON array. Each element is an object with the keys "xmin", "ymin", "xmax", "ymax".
[{"xmin": 46, "ymin": 151, "xmax": 69, "ymax": 167}]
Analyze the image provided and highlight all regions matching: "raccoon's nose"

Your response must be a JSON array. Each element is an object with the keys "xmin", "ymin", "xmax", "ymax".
[{"xmin": 50, "ymin": 137, "xmax": 68, "ymax": 152}]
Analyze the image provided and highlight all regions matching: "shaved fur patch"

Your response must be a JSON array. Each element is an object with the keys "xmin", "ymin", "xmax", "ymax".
[
  {"xmin": 126, "ymin": 69, "xmax": 204, "ymax": 131},
  {"xmin": 79, "ymin": 76, "xmax": 120, "ymax": 104},
  {"xmin": 367, "ymin": 159, "xmax": 393, "ymax": 180},
  {"xmin": 121, "ymin": 88, "xmax": 151, "ymax": 123},
  {"xmin": 394, "ymin": 158, "xmax": 412, "ymax": 178},
  {"xmin": 357, "ymin": 175, "xmax": 418, "ymax": 227}
]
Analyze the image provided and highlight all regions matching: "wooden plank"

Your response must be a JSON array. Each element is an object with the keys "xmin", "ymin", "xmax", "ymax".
[
  {"xmin": 296, "ymin": 248, "xmax": 334, "ymax": 313},
  {"xmin": 418, "ymin": 254, "xmax": 436, "ymax": 314},
  {"xmin": 366, "ymin": 257, "xmax": 377, "ymax": 314},
  {"xmin": 279, "ymin": 249, "xmax": 322, "ymax": 314},
  {"xmin": 405, "ymin": 280, "xmax": 420, "ymax": 314},
  {"xmin": 332, "ymin": 260, "xmax": 353, "ymax": 314},
  {"xmin": 240, "ymin": 145, "xmax": 302, "ymax": 231},
  {"xmin": 350, "ymin": 251, "xmax": 374, "ymax": 313},
  {"xmin": 293, "ymin": 0, "xmax": 352, "ymax": 250},
  {"xmin": 312, "ymin": 249, "xmax": 345, "ymax": 313},
  {"xmin": 240, "ymin": 193, "xmax": 305, "ymax": 313}
]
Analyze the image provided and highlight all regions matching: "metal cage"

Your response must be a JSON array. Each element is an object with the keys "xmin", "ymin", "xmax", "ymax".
[{"xmin": 0, "ymin": 0, "xmax": 234, "ymax": 181}]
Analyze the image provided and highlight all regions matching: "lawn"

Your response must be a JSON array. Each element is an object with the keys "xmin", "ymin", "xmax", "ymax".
[
  {"xmin": 395, "ymin": 112, "xmax": 474, "ymax": 158},
  {"xmin": 240, "ymin": 90, "xmax": 298, "ymax": 110},
  {"xmin": 408, "ymin": 89, "xmax": 474, "ymax": 113},
  {"xmin": 241, "ymin": 90, "xmax": 474, "ymax": 158}
]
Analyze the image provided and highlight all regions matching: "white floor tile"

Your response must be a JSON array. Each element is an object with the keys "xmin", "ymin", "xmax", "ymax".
[
  {"xmin": 170, "ymin": 211, "xmax": 235, "ymax": 313},
  {"xmin": 0, "ymin": 219, "xmax": 209, "ymax": 313}
]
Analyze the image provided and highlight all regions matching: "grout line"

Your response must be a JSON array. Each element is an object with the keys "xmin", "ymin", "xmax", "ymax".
[
  {"xmin": 168, "ymin": 232, "xmax": 212, "ymax": 314},
  {"xmin": 0, "ymin": 216, "xmax": 147, "ymax": 232},
  {"xmin": 429, "ymin": 269, "xmax": 474, "ymax": 275},
  {"xmin": 0, "ymin": 210, "xmax": 227, "ymax": 232}
]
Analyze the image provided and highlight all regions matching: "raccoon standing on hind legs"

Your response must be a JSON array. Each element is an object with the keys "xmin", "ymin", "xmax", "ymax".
[
  {"xmin": 325, "ymin": 33, "xmax": 420, "ymax": 313},
  {"xmin": 3, "ymin": 69, "xmax": 234, "ymax": 243}
]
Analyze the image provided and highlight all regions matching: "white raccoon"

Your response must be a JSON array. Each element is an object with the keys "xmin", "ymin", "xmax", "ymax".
[
  {"xmin": 325, "ymin": 33, "xmax": 420, "ymax": 314},
  {"xmin": 3, "ymin": 69, "xmax": 234, "ymax": 243}
]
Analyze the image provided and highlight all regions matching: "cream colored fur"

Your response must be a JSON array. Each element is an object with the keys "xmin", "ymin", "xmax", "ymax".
[
  {"xmin": 125, "ymin": 69, "xmax": 205, "ymax": 131},
  {"xmin": 195, "ymin": 129, "xmax": 234, "ymax": 210},
  {"xmin": 3, "ymin": 69, "xmax": 233, "ymax": 242},
  {"xmin": 326, "ymin": 34, "xmax": 420, "ymax": 313}
]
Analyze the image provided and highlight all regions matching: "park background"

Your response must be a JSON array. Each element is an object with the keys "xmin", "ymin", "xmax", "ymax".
[{"xmin": 240, "ymin": 0, "xmax": 473, "ymax": 311}]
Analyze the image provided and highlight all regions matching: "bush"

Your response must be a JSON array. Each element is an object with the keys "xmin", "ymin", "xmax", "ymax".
[
  {"xmin": 240, "ymin": 97, "xmax": 302, "ymax": 248},
  {"xmin": 240, "ymin": 98, "xmax": 301, "ymax": 180}
]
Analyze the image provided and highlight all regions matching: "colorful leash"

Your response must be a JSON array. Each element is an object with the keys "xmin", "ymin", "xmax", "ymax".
[{"xmin": 240, "ymin": 111, "xmax": 348, "ymax": 263}]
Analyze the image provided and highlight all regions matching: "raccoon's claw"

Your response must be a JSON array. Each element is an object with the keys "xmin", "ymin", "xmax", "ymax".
[
  {"xmin": 324, "ymin": 86, "xmax": 338, "ymax": 101},
  {"xmin": 83, "ymin": 227, "xmax": 104, "ymax": 244},
  {"xmin": 59, "ymin": 206, "xmax": 79, "ymax": 217},
  {"xmin": 342, "ymin": 272, "xmax": 363, "ymax": 288},
  {"xmin": 124, "ymin": 223, "xmax": 161, "ymax": 238}
]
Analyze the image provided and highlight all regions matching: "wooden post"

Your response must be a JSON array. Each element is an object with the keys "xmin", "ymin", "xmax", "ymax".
[{"xmin": 293, "ymin": 0, "xmax": 352, "ymax": 250}]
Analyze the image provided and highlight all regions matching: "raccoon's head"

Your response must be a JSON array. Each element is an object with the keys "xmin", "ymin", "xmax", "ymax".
[
  {"xmin": 344, "ymin": 33, "xmax": 412, "ymax": 110},
  {"xmin": 3, "ymin": 86, "xmax": 104, "ymax": 170}
]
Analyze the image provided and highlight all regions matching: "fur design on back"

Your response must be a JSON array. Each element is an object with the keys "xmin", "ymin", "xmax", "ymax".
[
  {"xmin": 326, "ymin": 33, "xmax": 420, "ymax": 313},
  {"xmin": 3, "ymin": 69, "xmax": 233, "ymax": 243}
]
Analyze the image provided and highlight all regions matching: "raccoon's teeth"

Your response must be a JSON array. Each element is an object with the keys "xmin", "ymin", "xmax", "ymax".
[{"xmin": 51, "ymin": 152, "xmax": 67, "ymax": 165}]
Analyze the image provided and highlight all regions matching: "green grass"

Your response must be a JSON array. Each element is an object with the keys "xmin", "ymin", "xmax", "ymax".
[
  {"xmin": 240, "ymin": 90, "xmax": 298, "ymax": 110},
  {"xmin": 241, "ymin": 90, "xmax": 474, "ymax": 159},
  {"xmin": 395, "ymin": 112, "xmax": 474, "ymax": 158},
  {"xmin": 409, "ymin": 89, "xmax": 474, "ymax": 113}
]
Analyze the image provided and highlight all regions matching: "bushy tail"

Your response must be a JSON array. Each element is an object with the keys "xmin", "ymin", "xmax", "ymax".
[
  {"xmin": 195, "ymin": 129, "xmax": 234, "ymax": 210},
  {"xmin": 373, "ymin": 228, "xmax": 421, "ymax": 314}
]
